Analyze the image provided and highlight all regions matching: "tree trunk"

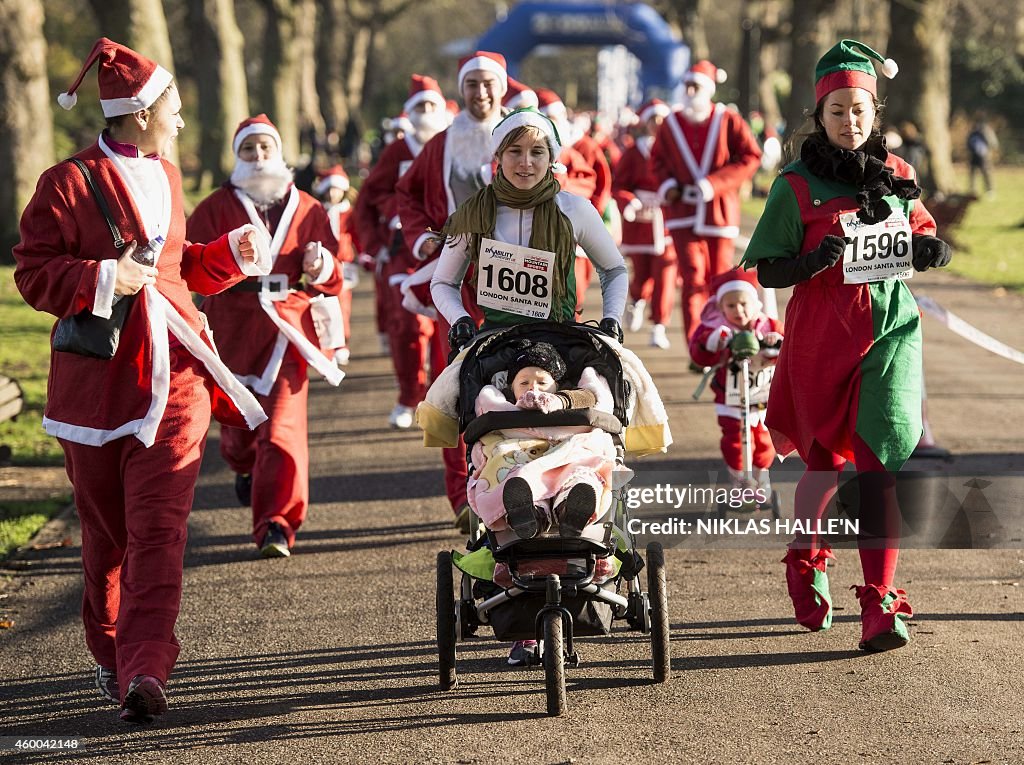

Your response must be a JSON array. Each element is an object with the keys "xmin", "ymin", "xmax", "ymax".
[
  {"xmin": 187, "ymin": 0, "xmax": 249, "ymax": 188},
  {"xmin": 344, "ymin": 23, "xmax": 375, "ymax": 146},
  {"xmin": 259, "ymin": 0, "xmax": 300, "ymax": 162},
  {"xmin": 296, "ymin": 0, "xmax": 324, "ymax": 147},
  {"xmin": 755, "ymin": 0, "xmax": 785, "ymax": 135},
  {"xmin": 886, "ymin": 0, "xmax": 954, "ymax": 194},
  {"xmin": 315, "ymin": 0, "xmax": 349, "ymax": 135},
  {"xmin": 782, "ymin": 0, "xmax": 836, "ymax": 146},
  {"xmin": 672, "ymin": 0, "xmax": 709, "ymax": 61},
  {"xmin": 0, "ymin": 0, "xmax": 53, "ymax": 261}
]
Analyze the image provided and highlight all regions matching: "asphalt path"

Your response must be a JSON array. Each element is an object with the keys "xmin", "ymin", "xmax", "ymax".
[{"xmin": 1, "ymin": 265, "xmax": 1022, "ymax": 764}]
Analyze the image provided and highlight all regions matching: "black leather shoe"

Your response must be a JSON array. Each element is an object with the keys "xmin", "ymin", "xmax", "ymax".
[
  {"xmin": 234, "ymin": 473, "xmax": 252, "ymax": 506},
  {"xmin": 557, "ymin": 483, "xmax": 597, "ymax": 537},
  {"xmin": 503, "ymin": 477, "xmax": 544, "ymax": 539}
]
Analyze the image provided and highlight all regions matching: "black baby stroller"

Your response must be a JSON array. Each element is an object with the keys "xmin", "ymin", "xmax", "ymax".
[{"xmin": 435, "ymin": 321, "xmax": 670, "ymax": 716}]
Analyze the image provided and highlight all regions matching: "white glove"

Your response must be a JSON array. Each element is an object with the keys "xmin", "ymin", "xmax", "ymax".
[
  {"xmin": 705, "ymin": 325, "xmax": 734, "ymax": 353},
  {"xmin": 759, "ymin": 331, "xmax": 783, "ymax": 358},
  {"xmin": 518, "ymin": 390, "xmax": 564, "ymax": 413}
]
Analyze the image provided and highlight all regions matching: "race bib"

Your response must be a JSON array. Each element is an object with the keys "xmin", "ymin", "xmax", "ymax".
[
  {"xmin": 476, "ymin": 238, "xmax": 553, "ymax": 319},
  {"xmin": 725, "ymin": 359, "xmax": 775, "ymax": 407},
  {"xmin": 840, "ymin": 208, "xmax": 914, "ymax": 284}
]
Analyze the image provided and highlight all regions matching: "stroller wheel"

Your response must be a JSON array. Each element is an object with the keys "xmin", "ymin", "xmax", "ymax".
[
  {"xmin": 647, "ymin": 541, "xmax": 671, "ymax": 683},
  {"xmin": 435, "ymin": 551, "xmax": 458, "ymax": 690},
  {"xmin": 542, "ymin": 611, "xmax": 567, "ymax": 716}
]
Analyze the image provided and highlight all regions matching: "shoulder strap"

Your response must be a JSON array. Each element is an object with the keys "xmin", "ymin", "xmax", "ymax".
[{"xmin": 68, "ymin": 158, "xmax": 125, "ymax": 250}]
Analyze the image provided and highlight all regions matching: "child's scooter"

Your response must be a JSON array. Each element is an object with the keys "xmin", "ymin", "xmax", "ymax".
[{"xmin": 718, "ymin": 330, "xmax": 781, "ymax": 519}]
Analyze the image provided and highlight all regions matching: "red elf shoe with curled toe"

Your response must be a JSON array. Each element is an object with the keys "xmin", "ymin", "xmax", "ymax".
[
  {"xmin": 854, "ymin": 584, "xmax": 914, "ymax": 652},
  {"xmin": 781, "ymin": 544, "xmax": 835, "ymax": 631}
]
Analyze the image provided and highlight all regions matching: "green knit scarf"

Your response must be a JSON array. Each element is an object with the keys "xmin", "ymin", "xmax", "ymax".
[{"xmin": 440, "ymin": 167, "xmax": 577, "ymax": 316}]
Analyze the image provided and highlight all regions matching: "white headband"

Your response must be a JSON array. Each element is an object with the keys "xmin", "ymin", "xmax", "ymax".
[
  {"xmin": 491, "ymin": 109, "xmax": 562, "ymax": 159},
  {"xmin": 458, "ymin": 57, "xmax": 508, "ymax": 95},
  {"xmin": 716, "ymin": 279, "xmax": 759, "ymax": 304},
  {"xmin": 233, "ymin": 124, "xmax": 283, "ymax": 157}
]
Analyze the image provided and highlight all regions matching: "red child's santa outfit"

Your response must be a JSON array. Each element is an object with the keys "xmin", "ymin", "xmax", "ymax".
[
  {"xmin": 187, "ymin": 114, "xmax": 344, "ymax": 554},
  {"xmin": 688, "ymin": 269, "xmax": 783, "ymax": 492},
  {"xmin": 314, "ymin": 165, "xmax": 359, "ymax": 364},
  {"xmin": 352, "ymin": 74, "xmax": 447, "ymax": 428},
  {"xmin": 395, "ymin": 52, "xmax": 505, "ymax": 520},
  {"xmin": 613, "ymin": 98, "xmax": 678, "ymax": 346},
  {"xmin": 14, "ymin": 38, "xmax": 271, "ymax": 716},
  {"xmin": 650, "ymin": 60, "xmax": 762, "ymax": 343}
]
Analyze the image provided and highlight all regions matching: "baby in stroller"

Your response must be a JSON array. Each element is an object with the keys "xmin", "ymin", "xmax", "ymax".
[{"xmin": 469, "ymin": 339, "xmax": 616, "ymax": 541}]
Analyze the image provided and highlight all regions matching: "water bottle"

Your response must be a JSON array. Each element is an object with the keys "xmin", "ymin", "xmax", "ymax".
[{"xmin": 113, "ymin": 234, "xmax": 164, "ymax": 303}]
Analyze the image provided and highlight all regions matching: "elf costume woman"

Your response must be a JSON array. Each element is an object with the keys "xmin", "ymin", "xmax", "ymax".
[{"xmin": 741, "ymin": 40, "xmax": 953, "ymax": 651}]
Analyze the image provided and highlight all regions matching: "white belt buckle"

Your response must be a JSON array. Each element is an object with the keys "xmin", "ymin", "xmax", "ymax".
[{"xmin": 260, "ymin": 273, "xmax": 289, "ymax": 302}]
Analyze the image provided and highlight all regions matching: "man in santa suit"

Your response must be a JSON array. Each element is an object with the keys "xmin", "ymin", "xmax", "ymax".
[
  {"xmin": 14, "ymin": 38, "xmax": 270, "ymax": 722},
  {"xmin": 613, "ymin": 98, "xmax": 678, "ymax": 349},
  {"xmin": 536, "ymin": 87, "xmax": 607, "ymax": 317},
  {"xmin": 353, "ymin": 74, "xmax": 448, "ymax": 429},
  {"xmin": 313, "ymin": 165, "xmax": 359, "ymax": 365},
  {"xmin": 650, "ymin": 60, "xmax": 762, "ymax": 351},
  {"xmin": 187, "ymin": 114, "xmax": 344, "ymax": 559},
  {"xmin": 395, "ymin": 51, "xmax": 507, "ymax": 531}
]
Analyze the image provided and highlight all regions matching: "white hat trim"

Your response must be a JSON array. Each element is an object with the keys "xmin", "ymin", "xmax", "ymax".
[
  {"xmin": 685, "ymin": 70, "xmax": 718, "ymax": 94},
  {"xmin": 403, "ymin": 90, "xmax": 446, "ymax": 115},
  {"xmin": 99, "ymin": 65, "xmax": 173, "ymax": 118},
  {"xmin": 491, "ymin": 110, "xmax": 561, "ymax": 159},
  {"xmin": 716, "ymin": 279, "xmax": 758, "ymax": 304},
  {"xmin": 233, "ymin": 123, "xmax": 283, "ymax": 157},
  {"xmin": 314, "ymin": 175, "xmax": 350, "ymax": 196},
  {"xmin": 458, "ymin": 56, "xmax": 508, "ymax": 94},
  {"xmin": 639, "ymin": 103, "xmax": 671, "ymax": 123},
  {"xmin": 505, "ymin": 91, "xmax": 540, "ymax": 110}
]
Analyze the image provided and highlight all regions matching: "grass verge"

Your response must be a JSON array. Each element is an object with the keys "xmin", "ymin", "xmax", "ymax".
[{"xmin": 0, "ymin": 496, "xmax": 71, "ymax": 562}]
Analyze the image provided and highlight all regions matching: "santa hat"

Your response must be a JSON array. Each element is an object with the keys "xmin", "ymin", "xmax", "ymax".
[
  {"xmin": 446, "ymin": 99, "xmax": 460, "ymax": 116},
  {"xmin": 506, "ymin": 340, "xmax": 567, "ymax": 384},
  {"xmin": 232, "ymin": 114, "xmax": 283, "ymax": 157},
  {"xmin": 490, "ymin": 107, "xmax": 562, "ymax": 159},
  {"xmin": 57, "ymin": 37, "xmax": 174, "ymax": 118},
  {"xmin": 392, "ymin": 113, "xmax": 414, "ymax": 134},
  {"xmin": 815, "ymin": 39, "xmax": 898, "ymax": 103},
  {"xmin": 503, "ymin": 76, "xmax": 539, "ymax": 110},
  {"xmin": 314, "ymin": 165, "xmax": 350, "ymax": 197},
  {"xmin": 638, "ymin": 98, "xmax": 671, "ymax": 124},
  {"xmin": 535, "ymin": 88, "xmax": 567, "ymax": 120},
  {"xmin": 457, "ymin": 51, "xmax": 508, "ymax": 95},
  {"xmin": 712, "ymin": 268, "xmax": 760, "ymax": 304},
  {"xmin": 684, "ymin": 60, "xmax": 728, "ymax": 94},
  {"xmin": 403, "ymin": 74, "xmax": 445, "ymax": 115}
]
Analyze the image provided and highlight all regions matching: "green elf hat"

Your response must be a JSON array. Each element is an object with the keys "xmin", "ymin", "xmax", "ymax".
[{"xmin": 814, "ymin": 39, "xmax": 898, "ymax": 103}]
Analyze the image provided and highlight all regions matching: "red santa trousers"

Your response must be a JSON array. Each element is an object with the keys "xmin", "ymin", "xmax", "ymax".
[
  {"xmin": 220, "ymin": 353, "xmax": 309, "ymax": 546},
  {"xmin": 383, "ymin": 259, "xmax": 433, "ymax": 409},
  {"xmin": 434, "ymin": 312, "xmax": 469, "ymax": 513},
  {"xmin": 574, "ymin": 256, "xmax": 595, "ymax": 317},
  {"xmin": 60, "ymin": 350, "xmax": 211, "ymax": 695},
  {"xmin": 718, "ymin": 415, "xmax": 775, "ymax": 472},
  {"xmin": 670, "ymin": 230, "xmax": 735, "ymax": 340},
  {"xmin": 628, "ymin": 246, "xmax": 679, "ymax": 325}
]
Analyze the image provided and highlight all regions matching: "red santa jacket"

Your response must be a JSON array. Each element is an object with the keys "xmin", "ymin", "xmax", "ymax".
[
  {"xmin": 187, "ymin": 185, "xmax": 343, "ymax": 394},
  {"xmin": 13, "ymin": 142, "xmax": 266, "ymax": 445},
  {"xmin": 353, "ymin": 135, "xmax": 420, "ymax": 269},
  {"xmin": 325, "ymin": 200, "xmax": 357, "ymax": 263},
  {"xmin": 613, "ymin": 139, "xmax": 669, "ymax": 255},
  {"xmin": 572, "ymin": 133, "xmax": 613, "ymax": 215},
  {"xmin": 650, "ymin": 104, "xmax": 762, "ymax": 238}
]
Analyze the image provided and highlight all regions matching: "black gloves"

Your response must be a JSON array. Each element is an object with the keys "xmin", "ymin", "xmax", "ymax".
[
  {"xmin": 598, "ymin": 317, "xmax": 623, "ymax": 343},
  {"xmin": 807, "ymin": 235, "xmax": 851, "ymax": 272},
  {"xmin": 447, "ymin": 316, "xmax": 476, "ymax": 354},
  {"xmin": 912, "ymin": 235, "xmax": 952, "ymax": 272}
]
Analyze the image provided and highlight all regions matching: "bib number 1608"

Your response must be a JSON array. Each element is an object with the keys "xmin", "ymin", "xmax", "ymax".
[
  {"xmin": 480, "ymin": 264, "xmax": 549, "ymax": 298},
  {"xmin": 847, "ymin": 229, "xmax": 909, "ymax": 262}
]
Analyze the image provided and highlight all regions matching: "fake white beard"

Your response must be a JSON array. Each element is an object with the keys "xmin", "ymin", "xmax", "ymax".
[
  {"xmin": 410, "ymin": 109, "xmax": 448, "ymax": 146},
  {"xmin": 680, "ymin": 91, "xmax": 713, "ymax": 123},
  {"xmin": 447, "ymin": 111, "xmax": 498, "ymax": 177},
  {"xmin": 231, "ymin": 158, "xmax": 294, "ymax": 206}
]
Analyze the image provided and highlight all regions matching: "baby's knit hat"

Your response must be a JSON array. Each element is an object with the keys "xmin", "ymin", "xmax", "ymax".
[{"xmin": 507, "ymin": 340, "xmax": 567, "ymax": 383}]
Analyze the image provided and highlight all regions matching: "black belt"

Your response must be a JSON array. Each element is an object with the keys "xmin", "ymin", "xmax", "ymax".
[{"xmin": 229, "ymin": 279, "xmax": 303, "ymax": 293}]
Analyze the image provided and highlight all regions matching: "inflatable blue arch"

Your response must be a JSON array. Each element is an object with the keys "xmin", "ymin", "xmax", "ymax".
[{"xmin": 476, "ymin": 1, "xmax": 689, "ymax": 98}]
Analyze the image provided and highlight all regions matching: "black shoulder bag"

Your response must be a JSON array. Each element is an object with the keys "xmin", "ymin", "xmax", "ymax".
[{"xmin": 51, "ymin": 159, "xmax": 136, "ymax": 360}]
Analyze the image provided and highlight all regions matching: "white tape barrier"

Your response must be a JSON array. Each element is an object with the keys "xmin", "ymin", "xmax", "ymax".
[{"xmin": 915, "ymin": 293, "xmax": 1024, "ymax": 366}]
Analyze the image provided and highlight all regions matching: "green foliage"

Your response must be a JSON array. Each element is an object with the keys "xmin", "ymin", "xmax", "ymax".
[
  {"xmin": 0, "ymin": 498, "xmax": 70, "ymax": 562},
  {"xmin": 0, "ymin": 267, "xmax": 63, "ymax": 465}
]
